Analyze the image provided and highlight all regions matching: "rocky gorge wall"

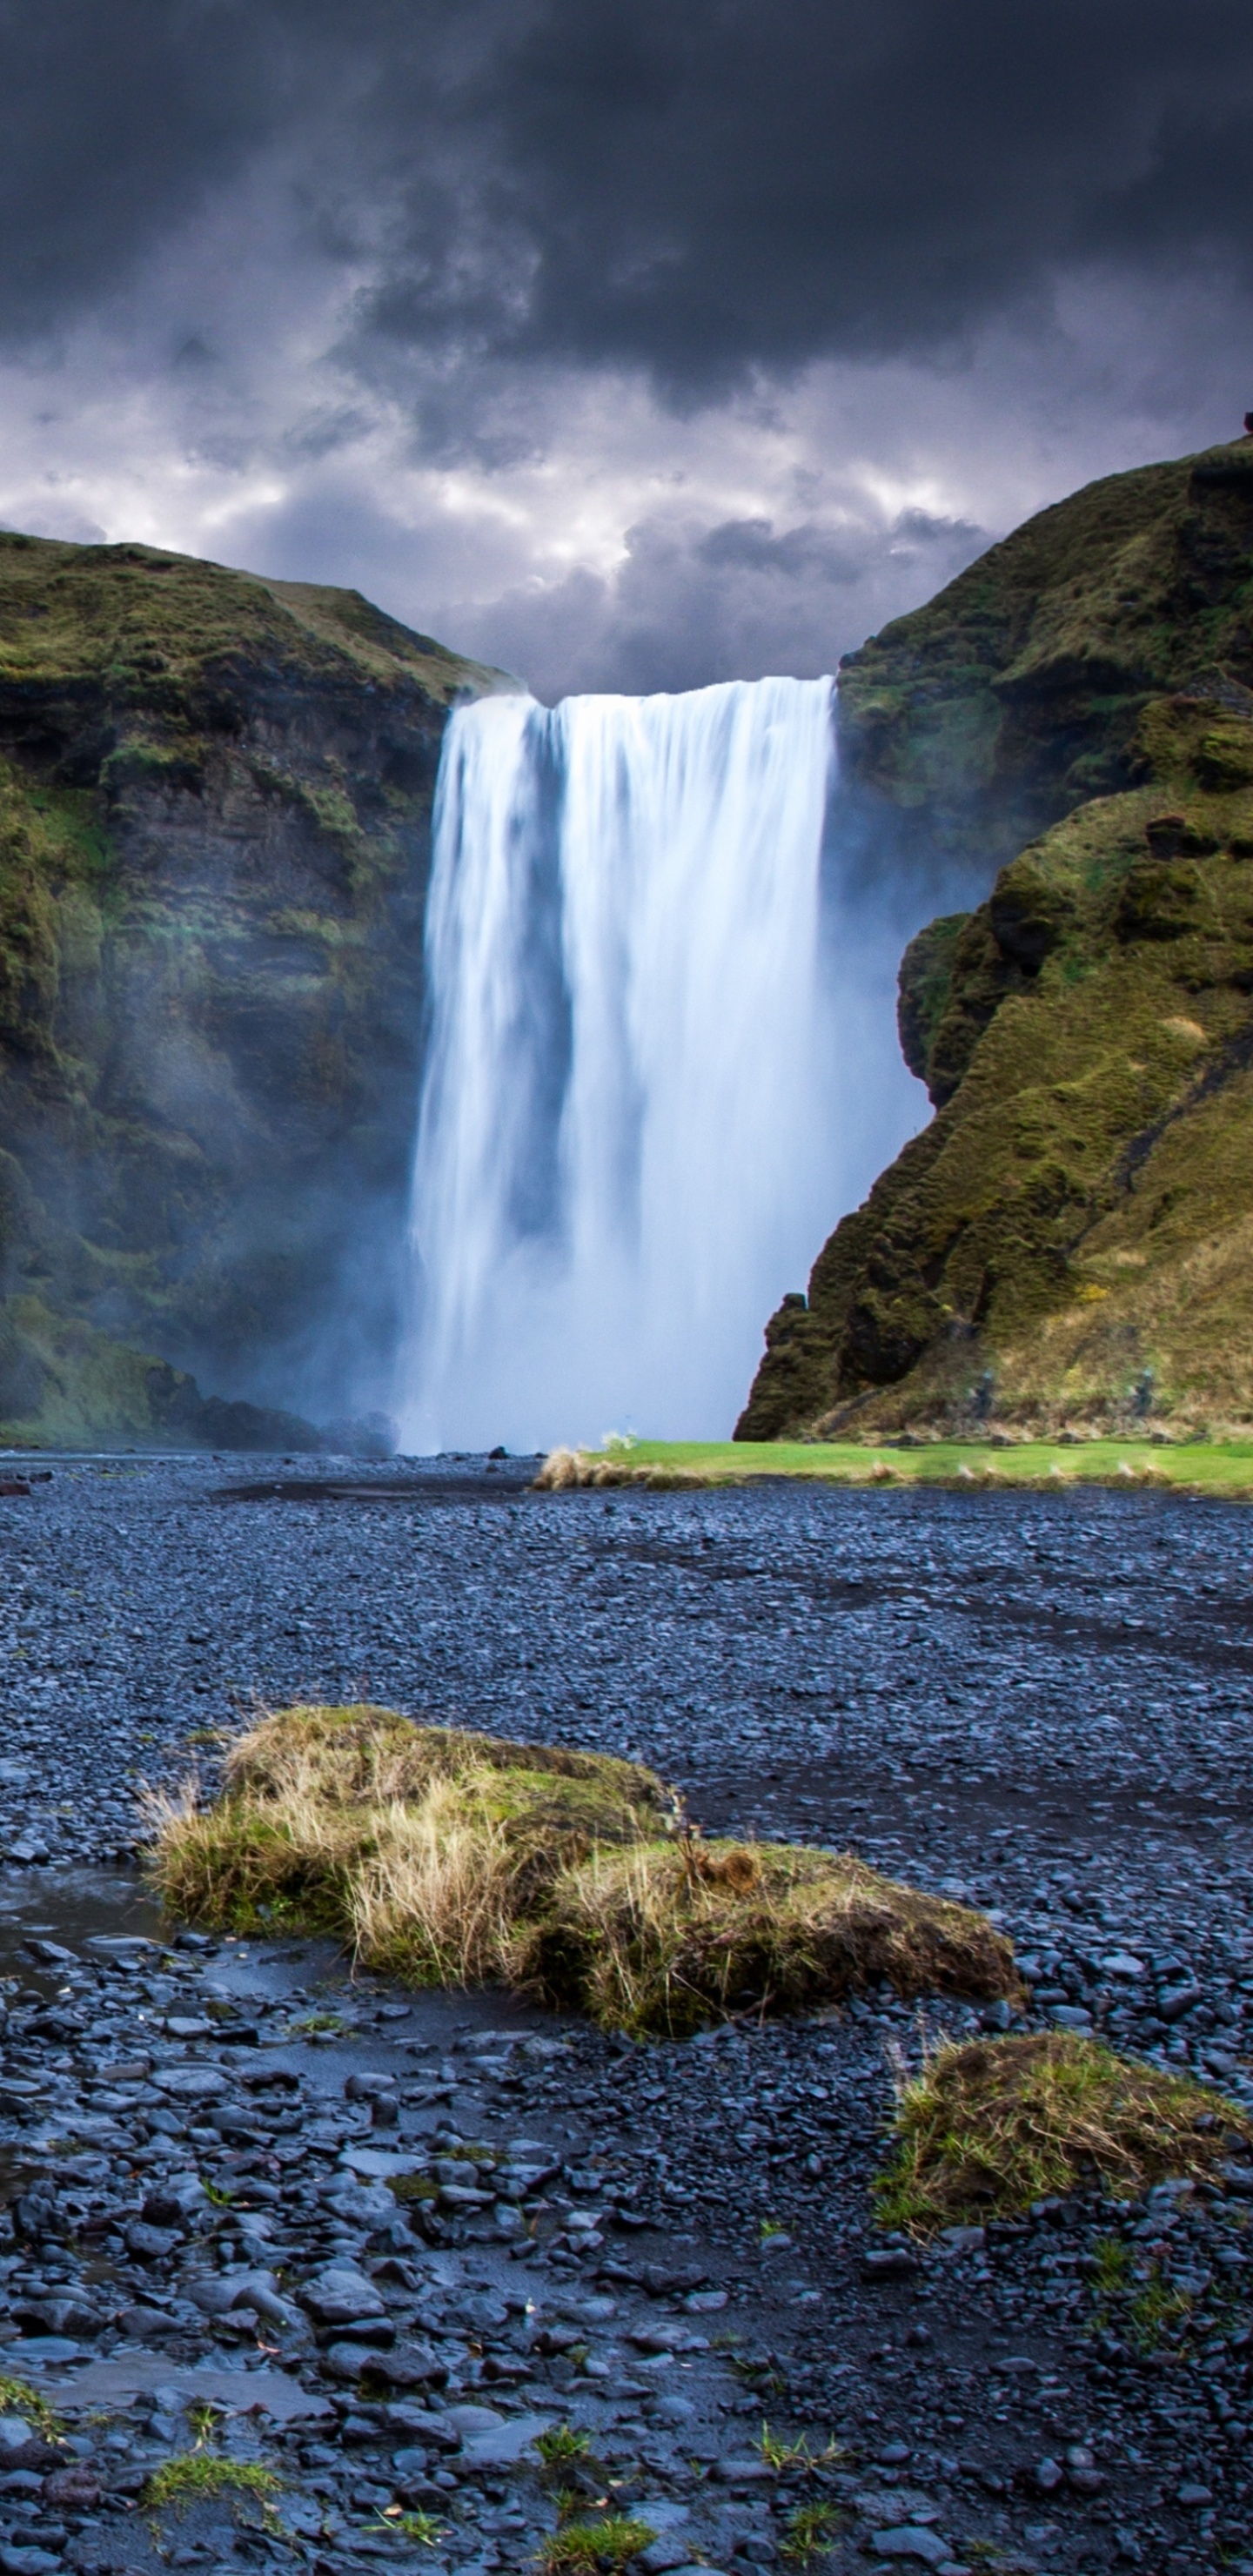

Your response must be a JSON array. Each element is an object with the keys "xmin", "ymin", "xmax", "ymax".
[
  {"xmin": 740, "ymin": 437, "xmax": 1253, "ymax": 1440},
  {"xmin": 0, "ymin": 533, "xmax": 508, "ymax": 1446}
]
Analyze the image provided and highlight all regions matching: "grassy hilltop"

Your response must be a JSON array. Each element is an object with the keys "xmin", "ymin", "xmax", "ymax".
[
  {"xmin": 740, "ymin": 436, "xmax": 1253, "ymax": 1443},
  {"xmin": 0, "ymin": 533, "xmax": 507, "ymax": 1446}
]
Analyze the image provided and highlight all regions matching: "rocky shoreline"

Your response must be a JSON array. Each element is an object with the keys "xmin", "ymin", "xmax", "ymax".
[{"xmin": 0, "ymin": 1456, "xmax": 1246, "ymax": 2576}]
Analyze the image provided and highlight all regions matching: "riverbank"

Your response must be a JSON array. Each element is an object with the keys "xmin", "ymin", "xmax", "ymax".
[
  {"xmin": 539, "ymin": 1436, "xmax": 1253, "ymax": 1496},
  {"xmin": 0, "ymin": 1455, "xmax": 1247, "ymax": 2574}
]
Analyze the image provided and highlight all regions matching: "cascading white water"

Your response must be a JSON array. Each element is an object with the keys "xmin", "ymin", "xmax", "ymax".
[{"xmin": 399, "ymin": 674, "xmax": 842, "ymax": 1452}]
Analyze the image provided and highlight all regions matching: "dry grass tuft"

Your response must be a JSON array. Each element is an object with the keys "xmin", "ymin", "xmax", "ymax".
[
  {"xmin": 533, "ymin": 1448, "xmax": 708, "ymax": 1491},
  {"xmin": 149, "ymin": 1702, "xmax": 676, "ymax": 1981},
  {"xmin": 512, "ymin": 1837, "xmax": 1019, "ymax": 2039},
  {"xmin": 875, "ymin": 2029, "xmax": 1253, "ymax": 2231},
  {"xmin": 151, "ymin": 1704, "xmax": 1021, "ymax": 2038}
]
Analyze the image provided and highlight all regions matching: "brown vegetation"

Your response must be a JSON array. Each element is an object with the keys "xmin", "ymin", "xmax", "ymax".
[{"xmin": 149, "ymin": 1703, "xmax": 1019, "ymax": 2038}]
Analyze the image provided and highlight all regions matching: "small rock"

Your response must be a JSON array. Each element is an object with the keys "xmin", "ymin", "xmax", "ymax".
[
  {"xmin": 44, "ymin": 2465, "xmax": 102, "ymax": 2508},
  {"xmin": 301, "ymin": 2268, "xmax": 387, "ymax": 2326},
  {"xmin": 861, "ymin": 2249, "xmax": 920, "ymax": 2280},
  {"xmin": 870, "ymin": 2530, "xmax": 951, "ymax": 2566},
  {"xmin": 143, "ymin": 2176, "xmax": 210, "ymax": 2231},
  {"xmin": 124, "ymin": 2220, "xmax": 179, "ymax": 2262},
  {"xmin": 151, "ymin": 2066, "xmax": 227, "ymax": 2101}
]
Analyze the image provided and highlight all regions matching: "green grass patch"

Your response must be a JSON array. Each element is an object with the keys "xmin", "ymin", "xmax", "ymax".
[
  {"xmin": 537, "ymin": 1436, "xmax": 1253, "ymax": 1499},
  {"xmin": 0, "ymin": 2374, "xmax": 61, "ymax": 2438},
  {"xmin": 513, "ymin": 1832, "xmax": 1016, "ymax": 2039},
  {"xmin": 875, "ymin": 2030, "xmax": 1252, "ymax": 2231},
  {"xmin": 143, "ymin": 2454, "xmax": 280, "ymax": 2511},
  {"xmin": 1127, "ymin": 2264, "xmax": 1194, "ymax": 2352},
  {"xmin": 368, "ymin": 2506, "xmax": 444, "ymax": 2544},
  {"xmin": 781, "ymin": 2502, "xmax": 845, "ymax": 2561},
  {"xmin": 537, "ymin": 2426, "xmax": 593, "ymax": 2467},
  {"xmin": 539, "ymin": 2517, "xmax": 655, "ymax": 2573}
]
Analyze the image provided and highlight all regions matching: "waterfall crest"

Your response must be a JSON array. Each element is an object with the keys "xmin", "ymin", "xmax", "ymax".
[{"xmin": 400, "ymin": 674, "xmax": 837, "ymax": 1452}]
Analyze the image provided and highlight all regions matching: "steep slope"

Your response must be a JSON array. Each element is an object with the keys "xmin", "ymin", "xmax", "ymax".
[
  {"xmin": 740, "ymin": 437, "xmax": 1253, "ymax": 1440},
  {"xmin": 0, "ymin": 532, "xmax": 509, "ymax": 1445},
  {"xmin": 834, "ymin": 435, "xmax": 1253, "ymax": 896}
]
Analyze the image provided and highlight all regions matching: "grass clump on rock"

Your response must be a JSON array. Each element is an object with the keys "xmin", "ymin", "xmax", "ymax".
[
  {"xmin": 151, "ymin": 1701, "xmax": 674, "ymax": 1983},
  {"xmin": 151, "ymin": 1702, "xmax": 1020, "ymax": 2038},
  {"xmin": 540, "ymin": 2519, "xmax": 656, "ymax": 2573},
  {"xmin": 875, "ymin": 2029, "xmax": 1253, "ymax": 2231},
  {"xmin": 0, "ymin": 2375, "xmax": 60, "ymax": 2438},
  {"xmin": 143, "ymin": 2455, "xmax": 280, "ymax": 2512},
  {"xmin": 513, "ymin": 1834, "xmax": 1018, "ymax": 2038}
]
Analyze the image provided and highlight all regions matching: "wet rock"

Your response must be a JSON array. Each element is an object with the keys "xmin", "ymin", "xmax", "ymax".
[
  {"xmin": 43, "ymin": 2465, "xmax": 102, "ymax": 2509},
  {"xmin": 142, "ymin": 2177, "xmax": 209, "ymax": 2231},
  {"xmin": 124, "ymin": 2220, "xmax": 179, "ymax": 2262},
  {"xmin": 301, "ymin": 2268, "xmax": 388, "ymax": 2327},
  {"xmin": 870, "ymin": 2532, "xmax": 952, "ymax": 2566},
  {"xmin": 861, "ymin": 2249, "xmax": 920, "ymax": 2280},
  {"xmin": 13, "ymin": 2296, "xmax": 100, "ymax": 2338}
]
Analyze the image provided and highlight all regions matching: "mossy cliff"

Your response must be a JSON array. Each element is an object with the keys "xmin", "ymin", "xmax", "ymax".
[
  {"xmin": 834, "ymin": 435, "xmax": 1253, "ymax": 893},
  {"xmin": 0, "ymin": 533, "xmax": 508, "ymax": 1446},
  {"xmin": 740, "ymin": 438, "xmax": 1253, "ymax": 1439}
]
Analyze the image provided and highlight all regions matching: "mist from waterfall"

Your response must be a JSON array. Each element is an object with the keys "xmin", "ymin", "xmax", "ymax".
[{"xmin": 399, "ymin": 674, "xmax": 915, "ymax": 1452}]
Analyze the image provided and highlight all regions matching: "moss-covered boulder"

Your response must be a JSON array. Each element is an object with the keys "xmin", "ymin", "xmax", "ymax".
[{"xmin": 0, "ymin": 533, "xmax": 510, "ymax": 1444}]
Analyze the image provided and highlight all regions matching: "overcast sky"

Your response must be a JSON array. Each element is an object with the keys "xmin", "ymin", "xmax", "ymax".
[{"xmin": 3, "ymin": 0, "xmax": 1252, "ymax": 701}]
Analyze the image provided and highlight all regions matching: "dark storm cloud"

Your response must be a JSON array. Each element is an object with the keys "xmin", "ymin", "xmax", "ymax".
[
  {"xmin": 355, "ymin": 0, "xmax": 1253, "ymax": 398},
  {"xmin": 0, "ymin": 1, "xmax": 294, "ymax": 337},
  {"xmin": 5, "ymin": 2, "xmax": 1253, "ymax": 401},
  {"xmin": 438, "ymin": 503, "xmax": 989, "ymax": 704}
]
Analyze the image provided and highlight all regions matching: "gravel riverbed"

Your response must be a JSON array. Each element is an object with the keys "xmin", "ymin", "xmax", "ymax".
[{"xmin": 0, "ymin": 1453, "xmax": 1245, "ymax": 2576}]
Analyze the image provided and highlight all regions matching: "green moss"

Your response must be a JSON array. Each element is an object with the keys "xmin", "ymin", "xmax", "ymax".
[
  {"xmin": 896, "ymin": 912, "xmax": 970, "ymax": 1094},
  {"xmin": 874, "ymin": 2031, "xmax": 1250, "ymax": 2232},
  {"xmin": 741, "ymin": 662, "xmax": 1253, "ymax": 1439},
  {"xmin": 837, "ymin": 442, "xmax": 1253, "ymax": 888}
]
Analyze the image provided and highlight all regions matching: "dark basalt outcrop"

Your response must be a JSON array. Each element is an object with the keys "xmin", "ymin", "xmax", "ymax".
[
  {"xmin": 0, "ymin": 533, "xmax": 509, "ymax": 1445},
  {"xmin": 740, "ymin": 439, "xmax": 1253, "ymax": 1439}
]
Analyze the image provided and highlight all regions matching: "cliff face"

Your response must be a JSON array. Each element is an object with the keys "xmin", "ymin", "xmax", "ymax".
[
  {"xmin": 0, "ymin": 533, "xmax": 508, "ymax": 1445},
  {"xmin": 740, "ymin": 439, "xmax": 1253, "ymax": 1439},
  {"xmin": 833, "ymin": 439, "xmax": 1253, "ymax": 896}
]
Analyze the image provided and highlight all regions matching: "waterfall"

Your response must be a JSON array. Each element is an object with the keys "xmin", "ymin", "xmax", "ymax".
[{"xmin": 399, "ymin": 674, "xmax": 841, "ymax": 1452}]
